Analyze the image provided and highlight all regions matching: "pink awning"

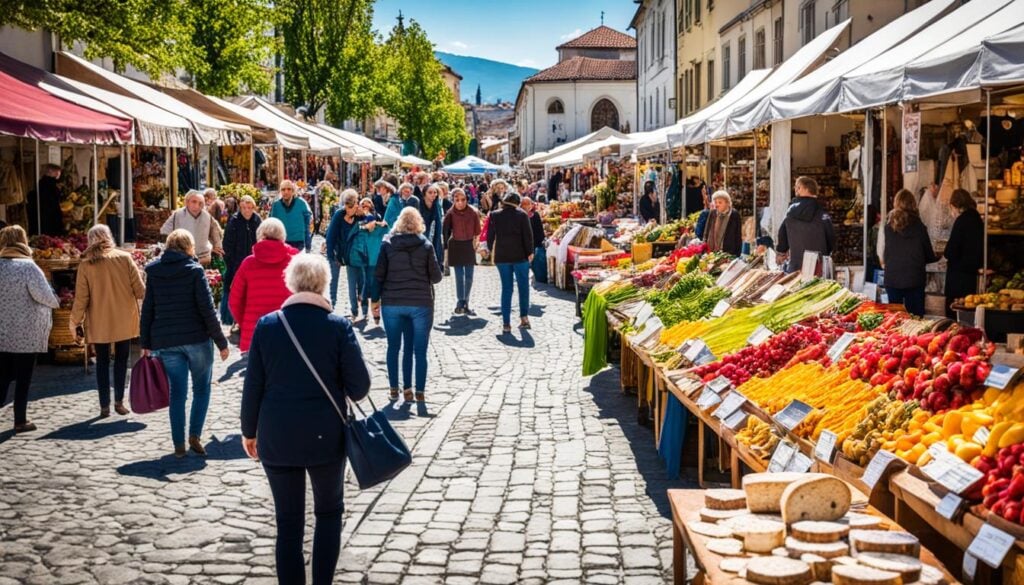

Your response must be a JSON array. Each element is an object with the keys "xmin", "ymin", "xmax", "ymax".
[{"xmin": 0, "ymin": 58, "xmax": 132, "ymax": 144}]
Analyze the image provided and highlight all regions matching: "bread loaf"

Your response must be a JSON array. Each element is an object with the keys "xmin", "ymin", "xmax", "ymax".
[
  {"xmin": 705, "ymin": 488, "xmax": 748, "ymax": 510},
  {"xmin": 830, "ymin": 564, "xmax": 902, "ymax": 585},
  {"xmin": 790, "ymin": 521, "xmax": 850, "ymax": 543},
  {"xmin": 856, "ymin": 552, "xmax": 922, "ymax": 583},
  {"xmin": 719, "ymin": 557, "xmax": 749, "ymax": 574},
  {"xmin": 780, "ymin": 475, "xmax": 851, "ymax": 523},
  {"xmin": 744, "ymin": 556, "xmax": 814, "ymax": 585},
  {"xmin": 848, "ymin": 530, "xmax": 920, "ymax": 557},
  {"xmin": 743, "ymin": 472, "xmax": 809, "ymax": 513},
  {"xmin": 840, "ymin": 513, "xmax": 884, "ymax": 530},
  {"xmin": 784, "ymin": 537, "xmax": 850, "ymax": 559},
  {"xmin": 686, "ymin": 521, "xmax": 734, "ymax": 539},
  {"xmin": 699, "ymin": 507, "xmax": 751, "ymax": 523},
  {"xmin": 706, "ymin": 537, "xmax": 745, "ymax": 556},
  {"xmin": 733, "ymin": 518, "xmax": 787, "ymax": 553},
  {"xmin": 800, "ymin": 553, "xmax": 832, "ymax": 581}
]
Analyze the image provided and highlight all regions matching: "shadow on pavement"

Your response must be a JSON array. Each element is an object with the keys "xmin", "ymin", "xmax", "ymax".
[
  {"xmin": 39, "ymin": 417, "xmax": 147, "ymax": 441},
  {"xmin": 358, "ymin": 326, "xmax": 387, "ymax": 341},
  {"xmin": 497, "ymin": 330, "xmax": 535, "ymax": 348},
  {"xmin": 116, "ymin": 433, "xmax": 248, "ymax": 481},
  {"xmin": 582, "ymin": 367, "xmax": 696, "ymax": 519},
  {"xmin": 435, "ymin": 317, "xmax": 488, "ymax": 336},
  {"xmin": 415, "ymin": 402, "xmax": 434, "ymax": 418},
  {"xmin": 217, "ymin": 355, "xmax": 248, "ymax": 382},
  {"xmin": 0, "ymin": 429, "xmax": 14, "ymax": 446}
]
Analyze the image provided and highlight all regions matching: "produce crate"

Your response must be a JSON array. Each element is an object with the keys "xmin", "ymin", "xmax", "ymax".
[{"xmin": 35, "ymin": 258, "xmax": 79, "ymax": 282}]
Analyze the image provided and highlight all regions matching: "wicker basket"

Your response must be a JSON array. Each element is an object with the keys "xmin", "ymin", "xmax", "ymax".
[
  {"xmin": 53, "ymin": 345, "xmax": 86, "ymax": 365},
  {"xmin": 49, "ymin": 308, "xmax": 81, "ymax": 348},
  {"xmin": 35, "ymin": 258, "xmax": 79, "ymax": 281}
]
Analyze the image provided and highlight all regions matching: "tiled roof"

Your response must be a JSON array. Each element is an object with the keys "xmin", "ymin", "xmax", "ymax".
[
  {"xmin": 525, "ymin": 57, "xmax": 636, "ymax": 83},
  {"xmin": 557, "ymin": 25, "xmax": 637, "ymax": 50}
]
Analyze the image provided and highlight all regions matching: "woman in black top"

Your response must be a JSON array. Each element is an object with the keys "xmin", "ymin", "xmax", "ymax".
[
  {"xmin": 882, "ymin": 189, "xmax": 938, "ymax": 316},
  {"xmin": 486, "ymin": 192, "xmax": 535, "ymax": 333},
  {"xmin": 639, "ymin": 180, "xmax": 660, "ymax": 224},
  {"xmin": 944, "ymin": 188, "xmax": 984, "ymax": 318},
  {"xmin": 221, "ymin": 195, "xmax": 261, "ymax": 327},
  {"xmin": 702, "ymin": 191, "xmax": 743, "ymax": 256}
]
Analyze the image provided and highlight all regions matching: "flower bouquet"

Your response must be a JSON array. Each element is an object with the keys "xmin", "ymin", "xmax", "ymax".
[{"xmin": 205, "ymin": 270, "xmax": 224, "ymax": 305}]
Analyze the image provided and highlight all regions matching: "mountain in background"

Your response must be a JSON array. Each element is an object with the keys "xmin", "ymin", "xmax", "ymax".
[{"xmin": 435, "ymin": 51, "xmax": 539, "ymax": 104}]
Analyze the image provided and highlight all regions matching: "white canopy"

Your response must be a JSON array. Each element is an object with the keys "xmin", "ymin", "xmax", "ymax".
[
  {"xmin": 980, "ymin": 25, "xmax": 1024, "ymax": 87},
  {"xmin": 206, "ymin": 96, "xmax": 310, "ymax": 151},
  {"xmin": 703, "ymin": 19, "xmax": 851, "ymax": 141},
  {"xmin": 544, "ymin": 132, "xmax": 661, "ymax": 168},
  {"xmin": 242, "ymin": 98, "xmax": 356, "ymax": 155},
  {"xmin": 837, "ymin": 0, "xmax": 1019, "ymax": 112},
  {"xmin": 663, "ymin": 68, "xmax": 774, "ymax": 149},
  {"xmin": 401, "ymin": 154, "xmax": 433, "ymax": 167},
  {"xmin": 315, "ymin": 124, "xmax": 402, "ymax": 164},
  {"xmin": 520, "ymin": 126, "xmax": 628, "ymax": 167},
  {"xmin": 740, "ymin": 0, "xmax": 955, "ymax": 129},
  {"xmin": 56, "ymin": 51, "xmax": 249, "ymax": 145}
]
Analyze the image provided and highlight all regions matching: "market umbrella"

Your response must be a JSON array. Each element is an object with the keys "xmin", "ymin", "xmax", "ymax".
[{"xmin": 443, "ymin": 155, "xmax": 501, "ymax": 174}]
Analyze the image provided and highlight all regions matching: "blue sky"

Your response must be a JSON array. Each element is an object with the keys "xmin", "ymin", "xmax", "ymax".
[{"xmin": 370, "ymin": 0, "xmax": 638, "ymax": 69}]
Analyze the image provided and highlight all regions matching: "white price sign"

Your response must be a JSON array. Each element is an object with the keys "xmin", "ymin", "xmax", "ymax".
[
  {"xmin": 985, "ymin": 364, "xmax": 1021, "ymax": 390},
  {"xmin": 761, "ymin": 283, "xmax": 787, "ymax": 302},
  {"xmin": 724, "ymin": 410, "xmax": 749, "ymax": 430},
  {"xmin": 826, "ymin": 332, "xmax": 857, "ymax": 364},
  {"xmin": 861, "ymin": 449, "xmax": 899, "ymax": 490},
  {"xmin": 713, "ymin": 391, "xmax": 747, "ymax": 421},
  {"xmin": 936, "ymin": 492, "xmax": 964, "ymax": 521},
  {"xmin": 967, "ymin": 523, "xmax": 1016, "ymax": 569},
  {"xmin": 707, "ymin": 376, "xmax": 732, "ymax": 394},
  {"xmin": 684, "ymin": 339, "xmax": 716, "ymax": 365},
  {"xmin": 922, "ymin": 449, "xmax": 984, "ymax": 495},
  {"xmin": 785, "ymin": 451, "xmax": 814, "ymax": 473},
  {"xmin": 747, "ymin": 325, "xmax": 774, "ymax": 347},
  {"xmin": 973, "ymin": 426, "xmax": 991, "ymax": 449},
  {"xmin": 633, "ymin": 301, "xmax": 654, "ymax": 325},
  {"xmin": 963, "ymin": 552, "xmax": 978, "ymax": 582},
  {"xmin": 774, "ymin": 400, "xmax": 813, "ymax": 432},
  {"xmin": 814, "ymin": 430, "xmax": 838, "ymax": 463},
  {"xmin": 696, "ymin": 387, "xmax": 723, "ymax": 411},
  {"xmin": 712, "ymin": 299, "xmax": 731, "ymax": 318},
  {"xmin": 768, "ymin": 441, "xmax": 797, "ymax": 473}
]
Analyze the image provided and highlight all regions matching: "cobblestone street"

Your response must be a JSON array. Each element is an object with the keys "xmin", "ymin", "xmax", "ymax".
[{"xmin": 0, "ymin": 264, "xmax": 691, "ymax": 584}]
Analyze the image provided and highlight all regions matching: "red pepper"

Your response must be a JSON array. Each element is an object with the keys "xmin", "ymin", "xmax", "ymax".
[
  {"xmin": 1007, "ymin": 473, "xmax": 1024, "ymax": 501},
  {"xmin": 1004, "ymin": 502, "xmax": 1021, "ymax": 522}
]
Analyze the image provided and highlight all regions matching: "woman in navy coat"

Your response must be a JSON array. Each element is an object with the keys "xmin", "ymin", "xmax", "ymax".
[{"xmin": 241, "ymin": 253, "xmax": 370, "ymax": 585}]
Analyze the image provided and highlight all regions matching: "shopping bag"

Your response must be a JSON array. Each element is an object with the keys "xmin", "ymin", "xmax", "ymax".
[
  {"xmin": 129, "ymin": 356, "xmax": 169, "ymax": 414},
  {"xmin": 345, "ymin": 398, "xmax": 413, "ymax": 489}
]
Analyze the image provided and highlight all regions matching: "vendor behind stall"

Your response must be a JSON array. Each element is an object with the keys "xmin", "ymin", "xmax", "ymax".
[
  {"xmin": 639, "ymin": 181, "xmax": 659, "ymax": 224},
  {"xmin": 703, "ymin": 191, "xmax": 742, "ymax": 256},
  {"xmin": 29, "ymin": 164, "xmax": 64, "ymax": 236},
  {"xmin": 943, "ymin": 188, "xmax": 984, "ymax": 318}
]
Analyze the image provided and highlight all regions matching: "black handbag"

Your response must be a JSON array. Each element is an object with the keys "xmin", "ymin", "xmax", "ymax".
[{"xmin": 278, "ymin": 311, "xmax": 412, "ymax": 489}]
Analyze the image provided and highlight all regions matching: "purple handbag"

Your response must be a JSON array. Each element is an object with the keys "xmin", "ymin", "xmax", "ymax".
[{"xmin": 129, "ymin": 356, "xmax": 170, "ymax": 414}]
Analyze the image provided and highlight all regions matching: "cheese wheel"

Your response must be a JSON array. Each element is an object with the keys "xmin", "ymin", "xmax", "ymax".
[
  {"xmin": 840, "ymin": 513, "xmax": 885, "ymax": 530},
  {"xmin": 705, "ymin": 488, "xmax": 748, "ymax": 510},
  {"xmin": 686, "ymin": 521, "xmax": 734, "ymax": 538},
  {"xmin": 917, "ymin": 564, "xmax": 944, "ymax": 585},
  {"xmin": 744, "ymin": 556, "xmax": 814, "ymax": 585},
  {"xmin": 784, "ymin": 537, "xmax": 850, "ymax": 559},
  {"xmin": 780, "ymin": 475, "xmax": 852, "ymax": 523},
  {"xmin": 699, "ymin": 507, "xmax": 751, "ymax": 523},
  {"xmin": 849, "ymin": 530, "xmax": 920, "ymax": 557},
  {"xmin": 856, "ymin": 552, "xmax": 922, "ymax": 583},
  {"xmin": 719, "ymin": 557, "xmax": 749, "ymax": 574},
  {"xmin": 773, "ymin": 547, "xmax": 792, "ymax": 557},
  {"xmin": 743, "ymin": 472, "xmax": 810, "ymax": 513},
  {"xmin": 800, "ymin": 553, "xmax": 832, "ymax": 582},
  {"xmin": 790, "ymin": 521, "xmax": 850, "ymax": 543},
  {"xmin": 706, "ymin": 537, "xmax": 746, "ymax": 556},
  {"xmin": 733, "ymin": 519, "xmax": 787, "ymax": 553},
  {"xmin": 720, "ymin": 513, "xmax": 786, "ymax": 532},
  {"xmin": 830, "ymin": 564, "xmax": 902, "ymax": 585}
]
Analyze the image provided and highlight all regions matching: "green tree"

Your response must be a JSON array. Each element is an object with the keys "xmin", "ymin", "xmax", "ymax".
[
  {"xmin": 0, "ymin": 0, "xmax": 189, "ymax": 77},
  {"xmin": 324, "ymin": 4, "xmax": 380, "ymax": 125},
  {"xmin": 279, "ymin": 0, "xmax": 372, "ymax": 118},
  {"xmin": 381, "ymin": 18, "xmax": 468, "ymax": 158},
  {"xmin": 184, "ymin": 0, "xmax": 278, "ymax": 96}
]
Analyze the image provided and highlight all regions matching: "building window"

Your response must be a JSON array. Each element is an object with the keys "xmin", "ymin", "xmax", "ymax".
[
  {"xmin": 656, "ymin": 87, "xmax": 660, "ymax": 126},
  {"xmin": 754, "ymin": 28, "xmax": 766, "ymax": 70},
  {"xmin": 694, "ymin": 62, "xmax": 702, "ymax": 109},
  {"xmin": 833, "ymin": 0, "xmax": 848, "ymax": 24},
  {"xmin": 694, "ymin": 0, "xmax": 701, "ymax": 24},
  {"xmin": 708, "ymin": 0, "xmax": 714, "ymax": 10},
  {"xmin": 801, "ymin": 1, "xmax": 816, "ymax": 45},
  {"xmin": 774, "ymin": 17, "xmax": 784, "ymax": 65},
  {"xmin": 722, "ymin": 43, "xmax": 731, "ymax": 90},
  {"xmin": 547, "ymin": 99, "xmax": 564, "ymax": 114},
  {"xmin": 708, "ymin": 59, "xmax": 715, "ymax": 101},
  {"xmin": 648, "ymin": 95, "xmax": 653, "ymax": 126},
  {"xmin": 660, "ymin": 11, "xmax": 666, "ymax": 61},
  {"xmin": 591, "ymin": 99, "xmax": 620, "ymax": 132},
  {"xmin": 738, "ymin": 35, "xmax": 747, "ymax": 81}
]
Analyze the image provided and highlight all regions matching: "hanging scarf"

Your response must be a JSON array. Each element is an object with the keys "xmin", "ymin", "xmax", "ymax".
[
  {"xmin": 708, "ymin": 210, "xmax": 730, "ymax": 252},
  {"xmin": 0, "ymin": 243, "xmax": 33, "ymax": 259}
]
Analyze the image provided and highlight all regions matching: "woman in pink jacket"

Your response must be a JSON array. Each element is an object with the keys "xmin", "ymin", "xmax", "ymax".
[{"xmin": 228, "ymin": 218, "xmax": 298, "ymax": 352}]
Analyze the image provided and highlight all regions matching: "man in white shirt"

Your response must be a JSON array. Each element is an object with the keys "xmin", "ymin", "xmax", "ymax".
[{"xmin": 160, "ymin": 190, "xmax": 224, "ymax": 265}]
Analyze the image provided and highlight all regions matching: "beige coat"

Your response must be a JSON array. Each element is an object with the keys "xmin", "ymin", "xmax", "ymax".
[{"xmin": 70, "ymin": 249, "xmax": 146, "ymax": 344}]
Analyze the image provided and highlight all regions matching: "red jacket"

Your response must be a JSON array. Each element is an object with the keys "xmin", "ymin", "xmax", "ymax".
[{"xmin": 229, "ymin": 240, "xmax": 298, "ymax": 351}]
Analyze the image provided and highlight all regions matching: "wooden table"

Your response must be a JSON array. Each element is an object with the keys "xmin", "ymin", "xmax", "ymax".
[{"xmin": 668, "ymin": 488, "xmax": 959, "ymax": 584}]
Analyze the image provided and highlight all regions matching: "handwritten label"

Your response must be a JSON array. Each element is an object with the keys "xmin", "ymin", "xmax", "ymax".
[
  {"xmin": 712, "ymin": 299, "xmax": 731, "ymax": 318},
  {"xmin": 862, "ymin": 449, "xmax": 899, "ymax": 490},
  {"xmin": 985, "ymin": 364, "xmax": 1021, "ymax": 390},
  {"xmin": 937, "ymin": 493, "xmax": 964, "ymax": 521},
  {"xmin": 922, "ymin": 448, "xmax": 984, "ymax": 495},
  {"xmin": 862, "ymin": 282, "xmax": 879, "ymax": 302},
  {"xmin": 826, "ymin": 332, "xmax": 857, "ymax": 364},
  {"xmin": 724, "ymin": 410, "xmax": 749, "ymax": 430},
  {"xmin": 716, "ymin": 259, "xmax": 748, "ymax": 288},
  {"xmin": 635, "ymin": 318, "xmax": 664, "ymax": 348},
  {"xmin": 747, "ymin": 325, "xmax": 774, "ymax": 347},
  {"xmin": 967, "ymin": 523, "xmax": 1016, "ymax": 569},
  {"xmin": 633, "ymin": 301, "xmax": 654, "ymax": 325},
  {"xmin": 785, "ymin": 451, "xmax": 814, "ymax": 473},
  {"xmin": 714, "ymin": 391, "xmax": 747, "ymax": 421},
  {"xmin": 973, "ymin": 426, "xmax": 991, "ymax": 449},
  {"xmin": 774, "ymin": 400, "xmax": 813, "ymax": 432},
  {"xmin": 696, "ymin": 386, "xmax": 723, "ymax": 411},
  {"xmin": 684, "ymin": 339, "xmax": 716, "ymax": 366},
  {"xmin": 963, "ymin": 553, "xmax": 978, "ymax": 582},
  {"xmin": 768, "ymin": 441, "xmax": 797, "ymax": 473},
  {"xmin": 708, "ymin": 376, "xmax": 732, "ymax": 394},
  {"xmin": 761, "ymin": 283, "xmax": 787, "ymax": 302},
  {"xmin": 814, "ymin": 430, "xmax": 838, "ymax": 463}
]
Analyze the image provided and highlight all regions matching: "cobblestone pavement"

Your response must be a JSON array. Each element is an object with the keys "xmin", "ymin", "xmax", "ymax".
[{"xmin": 0, "ymin": 262, "xmax": 695, "ymax": 584}]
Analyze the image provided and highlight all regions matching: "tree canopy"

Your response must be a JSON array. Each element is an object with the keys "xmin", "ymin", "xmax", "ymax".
[{"xmin": 184, "ymin": 0, "xmax": 278, "ymax": 96}]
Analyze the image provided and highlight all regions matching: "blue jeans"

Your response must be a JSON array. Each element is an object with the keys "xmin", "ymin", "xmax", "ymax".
[
  {"xmin": 453, "ymin": 264, "xmax": 474, "ymax": 307},
  {"xmin": 497, "ymin": 261, "xmax": 530, "ymax": 325},
  {"xmin": 531, "ymin": 246, "xmax": 547, "ymax": 284},
  {"xmin": 157, "ymin": 341, "xmax": 214, "ymax": 447},
  {"xmin": 329, "ymin": 261, "xmax": 341, "ymax": 307},
  {"xmin": 381, "ymin": 305, "xmax": 433, "ymax": 392},
  {"xmin": 345, "ymin": 265, "xmax": 365, "ymax": 315},
  {"xmin": 219, "ymin": 278, "xmax": 234, "ymax": 325},
  {"xmin": 886, "ymin": 286, "xmax": 926, "ymax": 316},
  {"xmin": 359, "ymin": 266, "xmax": 379, "ymax": 304}
]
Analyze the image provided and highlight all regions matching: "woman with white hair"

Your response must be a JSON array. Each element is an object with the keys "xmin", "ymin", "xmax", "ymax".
[
  {"xmin": 70, "ymin": 224, "xmax": 146, "ymax": 417},
  {"xmin": 241, "ymin": 253, "xmax": 370, "ymax": 585},
  {"xmin": 221, "ymin": 194, "xmax": 261, "ymax": 328},
  {"xmin": 375, "ymin": 207, "xmax": 443, "ymax": 403},
  {"xmin": 703, "ymin": 190, "xmax": 743, "ymax": 256},
  {"xmin": 324, "ymin": 190, "xmax": 365, "ymax": 317},
  {"xmin": 229, "ymin": 218, "xmax": 298, "ymax": 353},
  {"xmin": 160, "ymin": 190, "xmax": 224, "ymax": 266}
]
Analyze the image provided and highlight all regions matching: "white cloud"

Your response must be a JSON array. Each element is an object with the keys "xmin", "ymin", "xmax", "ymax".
[
  {"xmin": 516, "ymin": 59, "xmax": 537, "ymax": 68},
  {"xmin": 560, "ymin": 28, "xmax": 583, "ymax": 41},
  {"xmin": 448, "ymin": 41, "xmax": 469, "ymax": 51}
]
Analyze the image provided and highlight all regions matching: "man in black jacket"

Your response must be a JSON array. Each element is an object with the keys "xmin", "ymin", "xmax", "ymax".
[
  {"xmin": 776, "ymin": 176, "xmax": 836, "ymax": 274},
  {"xmin": 487, "ymin": 192, "xmax": 535, "ymax": 332},
  {"xmin": 639, "ymin": 180, "xmax": 660, "ymax": 224}
]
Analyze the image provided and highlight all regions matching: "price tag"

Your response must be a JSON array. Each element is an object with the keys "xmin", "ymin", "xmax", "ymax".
[
  {"xmin": 707, "ymin": 376, "xmax": 732, "ymax": 394},
  {"xmin": 712, "ymin": 299, "xmax": 731, "ymax": 318},
  {"xmin": 814, "ymin": 430, "xmax": 838, "ymax": 463},
  {"xmin": 928, "ymin": 442, "xmax": 949, "ymax": 461},
  {"xmin": 826, "ymin": 332, "xmax": 857, "ymax": 364},
  {"xmin": 785, "ymin": 451, "xmax": 814, "ymax": 473},
  {"xmin": 921, "ymin": 456, "xmax": 955, "ymax": 483},
  {"xmin": 963, "ymin": 552, "xmax": 978, "ymax": 582},
  {"xmin": 774, "ymin": 400, "xmax": 813, "ymax": 432},
  {"xmin": 716, "ymin": 259, "xmax": 748, "ymax": 287},
  {"xmin": 801, "ymin": 251, "xmax": 820, "ymax": 281},
  {"xmin": 724, "ymin": 410, "xmax": 749, "ymax": 430},
  {"xmin": 713, "ymin": 391, "xmax": 747, "ymax": 420},
  {"xmin": 684, "ymin": 339, "xmax": 716, "ymax": 365},
  {"xmin": 761, "ymin": 283, "xmax": 787, "ymax": 302},
  {"xmin": 967, "ymin": 523, "xmax": 1016, "ymax": 569},
  {"xmin": 862, "ymin": 282, "xmax": 879, "ymax": 302},
  {"xmin": 861, "ymin": 449, "xmax": 899, "ymax": 490},
  {"xmin": 973, "ymin": 426, "xmax": 991, "ymax": 449},
  {"xmin": 636, "ymin": 318, "xmax": 664, "ymax": 348},
  {"xmin": 985, "ymin": 364, "xmax": 1021, "ymax": 390},
  {"xmin": 633, "ymin": 301, "xmax": 654, "ymax": 325},
  {"xmin": 747, "ymin": 325, "xmax": 774, "ymax": 347},
  {"xmin": 676, "ymin": 339, "xmax": 693, "ymax": 355},
  {"xmin": 768, "ymin": 441, "xmax": 797, "ymax": 473},
  {"xmin": 921, "ymin": 447, "xmax": 984, "ymax": 495},
  {"xmin": 696, "ymin": 386, "xmax": 723, "ymax": 411},
  {"xmin": 936, "ymin": 492, "xmax": 964, "ymax": 521}
]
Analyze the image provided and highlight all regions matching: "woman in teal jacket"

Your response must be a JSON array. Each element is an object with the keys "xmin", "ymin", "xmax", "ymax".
[{"xmin": 348, "ymin": 198, "xmax": 387, "ymax": 324}]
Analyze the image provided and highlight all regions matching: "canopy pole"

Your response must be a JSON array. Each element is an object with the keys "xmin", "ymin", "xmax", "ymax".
[
  {"xmin": 303, "ymin": 150, "xmax": 308, "ymax": 184},
  {"xmin": 725, "ymin": 140, "xmax": 730, "ymax": 191},
  {"xmin": 93, "ymin": 144, "xmax": 99, "ymax": 226},
  {"xmin": 881, "ymin": 107, "xmax": 888, "ymax": 224},
  {"xmin": 753, "ymin": 131, "xmax": 758, "ymax": 243},
  {"xmin": 863, "ymin": 111, "xmax": 870, "ymax": 280},
  {"xmin": 984, "ymin": 89, "xmax": 991, "ymax": 285},
  {"xmin": 34, "ymin": 140, "xmax": 41, "ymax": 235},
  {"xmin": 120, "ymin": 146, "xmax": 127, "ymax": 246}
]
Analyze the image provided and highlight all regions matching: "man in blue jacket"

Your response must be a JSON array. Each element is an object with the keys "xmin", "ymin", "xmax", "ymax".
[{"xmin": 270, "ymin": 180, "xmax": 312, "ymax": 251}]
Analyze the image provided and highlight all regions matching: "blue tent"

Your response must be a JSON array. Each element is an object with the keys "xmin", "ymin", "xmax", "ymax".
[{"xmin": 443, "ymin": 155, "xmax": 501, "ymax": 174}]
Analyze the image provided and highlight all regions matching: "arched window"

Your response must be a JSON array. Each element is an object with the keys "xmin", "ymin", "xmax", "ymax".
[
  {"xmin": 547, "ymin": 99, "xmax": 565, "ymax": 114},
  {"xmin": 591, "ymin": 98, "xmax": 619, "ymax": 132}
]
